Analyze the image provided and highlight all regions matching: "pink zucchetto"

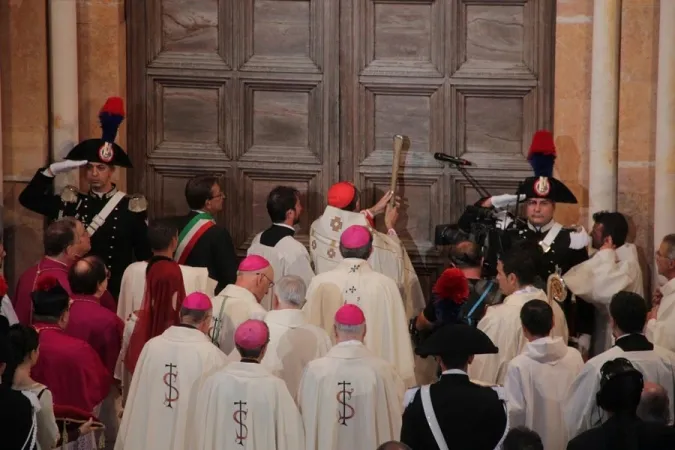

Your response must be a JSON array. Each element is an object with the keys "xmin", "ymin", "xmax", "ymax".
[
  {"xmin": 234, "ymin": 319, "xmax": 270, "ymax": 350},
  {"xmin": 335, "ymin": 304, "xmax": 366, "ymax": 326},
  {"xmin": 238, "ymin": 255, "xmax": 270, "ymax": 272},
  {"xmin": 340, "ymin": 225, "xmax": 371, "ymax": 249},
  {"xmin": 182, "ymin": 292, "xmax": 212, "ymax": 311}
]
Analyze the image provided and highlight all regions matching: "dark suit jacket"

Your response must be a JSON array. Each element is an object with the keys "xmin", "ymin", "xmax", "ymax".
[
  {"xmin": 401, "ymin": 372, "xmax": 507, "ymax": 450},
  {"xmin": 171, "ymin": 211, "xmax": 237, "ymax": 294},
  {"xmin": 567, "ymin": 415, "xmax": 675, "ymax": 450}
]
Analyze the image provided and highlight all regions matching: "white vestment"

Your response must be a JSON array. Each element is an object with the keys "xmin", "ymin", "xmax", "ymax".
[
  {"xmin": 248, "ymin": 227, "xmax": 315, "ymax": 311},
  {"xmin": 304, "ymin": 258, "xmax": 417, "ymax": 387},
  {"xmin": 298, "ymin": 340, "xmax": 405, "ymax": 450},
  {"xmin": 262, "ymin": 309, "xmax": 332, "ymax": 400},
  {"xmin": 564, "ymin": 337, "xmax": 675, "ymax": 439},
  {"xmin": 114, "ymin": 325, "xmax": 228, "ymax": 450},
  {"xmin": 564, "ymin": 244, "xmax": 644, "ymax": 355},
  {"xmin": 468, "ymin": 287, "xmax": 569, "ymax": 385},
  {"xmin": 114, "ymin": 313, "xmax": 138, "ymax": 403},
  {"xmin": 191, "ymin": 361, "xmax": 304, "ymax": 450},
  {"xmin": 504, "ymin": 337, "xmax": 584, "ymax": 450},
  {"xmin": 309, "ymin": 206, "xmax": 425, "ymax": 317},
  {"xmin": 646, "ymin": 277, "xmax": 675, "ymax": 352},
  {"xmin": 117, "ymin": 261, "xmax": 215, "ymax": 321},
  {"xmin": 210, "ymin": 284, "xmax": 267, "ymax": 354}
]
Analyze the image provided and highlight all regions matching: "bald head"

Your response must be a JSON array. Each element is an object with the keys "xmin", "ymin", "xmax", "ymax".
[
  {"xmin": 376, "ymin": 442, "xmax": 412, "ymax": 450},
  {"xmin": 637, "ymin": 381, "xmax": 670, "ymax": 424},
  {"xmin": 68, "ymin": 255, "xmax": 108, "ymax": 296},
  {"xmin": 450, "ymin": 240, "xmax": 481, "ymax": 268}
]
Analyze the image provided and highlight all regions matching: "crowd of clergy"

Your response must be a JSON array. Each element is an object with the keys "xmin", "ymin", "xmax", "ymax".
[{"xmin": 1, "ymin": 100, "xmax": 675, "ymax": 450}]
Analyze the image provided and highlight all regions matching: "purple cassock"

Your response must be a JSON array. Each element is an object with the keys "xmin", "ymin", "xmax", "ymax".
[{"xmin": 13, "ymin": 257, "xmax": 116, "ymax": 325}]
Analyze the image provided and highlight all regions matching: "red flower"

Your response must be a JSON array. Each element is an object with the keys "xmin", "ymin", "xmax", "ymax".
[
  {"xmin": 433, "ymin": 268, "xmax": 470, "ymax": 305},
  {"xmin": 0, "ymin": 276, "xmax": 7, "ymax": 297},
  {"xmin": 35, "ymin": 275, "xmax": 59, "ymax": 292}
]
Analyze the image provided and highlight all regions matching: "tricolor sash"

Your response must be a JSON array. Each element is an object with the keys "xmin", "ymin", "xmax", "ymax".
[{"xmin": 174, "ymin": 212, "xmax": 215, "ymax": 264}]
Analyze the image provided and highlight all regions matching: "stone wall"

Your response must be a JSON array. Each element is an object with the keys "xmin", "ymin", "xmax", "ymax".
[{"xmin": 0, "ymin": 0, "xmax": 664, "ymax": 290}]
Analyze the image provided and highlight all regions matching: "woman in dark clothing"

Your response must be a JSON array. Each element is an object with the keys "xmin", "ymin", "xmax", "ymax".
[{"xmin": 0, "ymin": 316, "xmax": 38, "ymax": 449}]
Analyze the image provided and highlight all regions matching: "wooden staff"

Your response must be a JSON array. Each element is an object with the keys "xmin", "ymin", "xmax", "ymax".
[{"xmin": 390, "ymin": 135, "xmax": 410, "ymax": 206}]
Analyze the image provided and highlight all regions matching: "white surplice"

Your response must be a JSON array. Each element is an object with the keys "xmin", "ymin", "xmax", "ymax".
[
  {"xmin": 564, "ymin": 244, "xmax": 645, "ymax": 356},
  {"xmin": 646, "ymin": 277, "xmax": 675, "ymax": 352},
  {"xmin": 248, "ymin": 226, "xmax": 315, "ymax": 311},
  {"xmin": 262, "ymin": 309, "xmax": 332, "ymax": 400},
  {"xmin": 303, "ymin": 258, "xmax": 417, "ymax": 388},
  {"xmin": 191, "ymin": 361, "xmax": 304, "ymax": 450},
  {"xmin": 309, "ymin": 206, "xmax": 425, "ymax": 317},
  {"xmin": 114, "ymin": 313, "xmax": 138, "ymax": 401},
  {"xmin": 504, "ymin": 337, "xmax": 584, "ymax": 450},
  {"xmin": 117, "ymin": 261, "xmax": 216, "ymax": 321},
  {"xmin": 209, "ymin": 284, "xmax": 267, "ymax": 354},
  {"xmin": 468, "ymin": 287, "xmax": 569, "ymax": 385},
  {"xmin": 114, "ymin": 325, "xmax": 228, "ymax": 450},
  {"xmin": 298, "ymin": 340, "xmax": 405, "ymax": 450}
]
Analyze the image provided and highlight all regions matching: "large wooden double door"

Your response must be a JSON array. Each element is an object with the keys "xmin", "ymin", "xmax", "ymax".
[{"xmin": 126, "ymin": 0, "xmax": 555, "ymax": 297}]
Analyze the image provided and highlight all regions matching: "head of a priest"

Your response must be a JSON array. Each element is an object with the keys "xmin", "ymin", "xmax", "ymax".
[
  {"xmin": 180, "ymin": 292, "xmax": 213, "ymax": 334},
  {"xmin": 496, "ymin": 242, "xmax": 541, "ymax": 296},
  {"xmin": 267, "ymin": 186, "xmax": 303, "ymax": 226},
  {"xmin": 520, "ymin": 300, "xmax": 554, "ymax": 342},
  {"xmin": 31, "ymin": 276, "xmax": 71, "ymax": 329},
  {"xmin": 185, "ymin": 174, "xmax": 224, "ymax": 216},
  {"xmin": 591, "ymin": 211, "xmax": 628, "ymax": 250},
  {"xmin": 609, "ymin": 291, "xmax": 647, "ymax": 340},
  {"xmin": 236, "ymin": 255, "xmax": 274, "ymax": 302},
  {"xmin": 44, "ymin": 217, "xmax": 91, "ymax": 263},
  {"xmin": 339, "ymin": 225, "xmax": 373, "ymax": 260},
  {"xmin": 272, "ymin": 275, "xmax": 306, "ymax": 310},
  {"xmin": 655, "ymin": 234, "xmax": 675, "ymax": 280},
  {"xmin": 328, "ymin": 181, "xmax": 361, "ymax": 212},
  {"xmin": 334, "ymin": 304, "xmax": 366, "ymax": 343},
  {"xmin": 68, "ymin": 256, "xmax": 109, "ymax": 299},
  {"xmin": 449, "ymin": 240, "xmax": 482, "ymax": 280},
  {"xmin": 148, "ymin": 218, "xmax": 179, "ymax": 259},
  {"xmin": 234, "ymin": 319, "xmax": 270, "ymax": 362},
  {"xmin": 415, "ymin": 324, "xmax": 498, "ymax": 373}
]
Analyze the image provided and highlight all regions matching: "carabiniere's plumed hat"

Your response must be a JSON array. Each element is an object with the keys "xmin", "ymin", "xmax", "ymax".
[
  {"xmin": 516, "ymin": 130, "xmax": 577, "ymax": 204},
  {"xmin": 65, "ymin": 96, "xmax": 133, "ymax": 168},
  {"xmin": 415, "ymin": 324, "xmax": 498, "ymax": 358}
]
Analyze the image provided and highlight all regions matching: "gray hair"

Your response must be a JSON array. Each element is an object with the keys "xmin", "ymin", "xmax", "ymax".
[
  {"xmin": 275, "ymin": 275, "xmax": 307, "ymax": 308},
  {"xmin": 662, "ymin": 234, "xmax": 675, "ymax": 260},
  {"xmin": 335, "ymin": 322, "xmax": 365, "ymax": 336}
]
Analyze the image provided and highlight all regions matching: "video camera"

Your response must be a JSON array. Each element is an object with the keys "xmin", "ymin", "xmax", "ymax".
[{"xmin": 434, "ymin": 205, "xmax": 525, "ymax": 279}]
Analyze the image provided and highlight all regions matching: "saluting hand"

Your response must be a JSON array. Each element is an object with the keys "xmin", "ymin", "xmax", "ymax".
[{"xmin": 47, "ymin": 160, "xmax": 88, "ymax": 176}]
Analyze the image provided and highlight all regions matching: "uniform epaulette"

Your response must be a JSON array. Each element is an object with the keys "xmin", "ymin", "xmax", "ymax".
[
  {"xmin": 60, "ymin": 185, "xmax": 79, "ymax": 203},
  {"xmin": 128, "ymin": 194, "xmax": 148, "ymax": 213}
]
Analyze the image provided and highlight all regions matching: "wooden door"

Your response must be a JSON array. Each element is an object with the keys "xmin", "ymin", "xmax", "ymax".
[
  {"xmin": 127, "ymin": 0, "xmax": 554, "ymax": 297},
  {"xmin": 127, "ymin": 0, "xmax": 339, "ymax": 250},
  {"xmin": 339, "ymin": 0, "xmax": 555, "ymax": 295}
]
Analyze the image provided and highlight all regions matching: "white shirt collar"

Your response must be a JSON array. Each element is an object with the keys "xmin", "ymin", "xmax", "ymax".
[
  {"xmin": 441, "ymin": 369, "xmax": 468, "ymax": 376},
  {"xmin": 273, "ymin": 222, "xmax": 296, "ymax": 231}
]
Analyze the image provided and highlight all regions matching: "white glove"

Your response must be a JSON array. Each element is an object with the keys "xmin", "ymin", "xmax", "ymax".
[
  {"xmin": 490, "ymin": 194, "xmax": 526, "ymax": 209},
  {"xmin": 577, "ymin": 334, "xmax": 591, "ymax": 357},
  {"xmin": 569, "ymin": 227, "xmax": 590, "ymax": 250},
  {"xmin": 43, "ymin": 160, "xmax": 88, "ymax": 177}
]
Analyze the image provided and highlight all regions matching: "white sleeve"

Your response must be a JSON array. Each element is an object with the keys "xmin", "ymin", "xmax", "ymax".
[
  {"xmin": 564, "ymin": 363, "xmax": 601, "ymax": 439},
  {"xmin": 503, "ymin": 363, "xmax": 526, "ymax": 428}
]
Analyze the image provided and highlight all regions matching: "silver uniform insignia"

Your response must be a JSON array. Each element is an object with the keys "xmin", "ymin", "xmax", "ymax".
[
  {"xmin": 128, "ymin": 194, "xmax": 148, "ymax": 213},
  {"xmin": 60, "ymin": 185, "xmax": 79, "ymax": 204}
]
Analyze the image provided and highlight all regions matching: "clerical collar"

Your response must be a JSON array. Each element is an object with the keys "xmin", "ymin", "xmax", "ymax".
[
  {"xmin": 440, "ymin": 369, "xmax": 468, "ymax": 376},
  {"xmin": 273, "ymin": 223, "xmax": 296, "ymax": 231},
  {"xmin": 175, "ymin": 323, "xmax": 197, "ymax": 330},
  {"xmin": 89, "ymin": 185, "xmax": 118, "ymax": 199},
  {"xmin": 528, "ymin": 220, "xmax": 555, "ymax": 233}
]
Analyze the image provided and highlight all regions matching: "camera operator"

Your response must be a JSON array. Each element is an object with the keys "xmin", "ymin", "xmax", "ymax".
[{"xmin": 476, "ymin": 130, "xmax": 593, "ymax": 353}]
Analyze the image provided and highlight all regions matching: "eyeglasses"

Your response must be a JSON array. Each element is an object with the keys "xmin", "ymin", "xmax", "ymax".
[
  {"xmin": 210, "ymin": 193, "xmax": 226, "ymax": 200},
  {"xmin": 257, "ymin": 273, "xmax": 274, "ymax": 287}
]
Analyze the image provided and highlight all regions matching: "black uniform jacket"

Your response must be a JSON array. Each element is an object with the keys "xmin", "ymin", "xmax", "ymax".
[
  {"xmin": 401, "ymin": 371, "xmax": 507, "ymax": 450},
  {"xmin": 567, "ymin": 414, "xmax": 675, "ymax": 450},
  {"xmin": 170, "ymin": 211, "xmax": 237, "ymax": 294},
  {"xmin": 18, "ymin": 169, "xmax": 152, "ymax": 299}
]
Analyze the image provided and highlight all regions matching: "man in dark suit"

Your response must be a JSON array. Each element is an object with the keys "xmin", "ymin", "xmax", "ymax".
[
  {"xmin": 171, "ymin": 175, "xmax": 237, "ymax": 294},
  {"xmin": 401, "ymin": 324, "xmax": 508, "ymax": 450},
  {"xmin": 567, "ymin": 358, "xmax": 675, "ymax": 450}
]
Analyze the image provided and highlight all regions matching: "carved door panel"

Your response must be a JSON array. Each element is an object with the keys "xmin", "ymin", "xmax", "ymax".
[
  {"xmin": 127, "ymin": 0, "xmax": 339, "ymax": 250},
  {"xmin": 339, "ymin": 0, "xmax": 554, "ymax": 296}
]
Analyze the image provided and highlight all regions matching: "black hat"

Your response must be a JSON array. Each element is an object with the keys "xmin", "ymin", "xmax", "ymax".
[
  {"xmin": 415, "ymin": 324, "xmax": 499, "ymax": 358},
  {"xmin": 516, "ymin": 130, "xmax": 577, "ymax": 204},
  {"xmin": 65, "ymin": 97, "xmax": 133, "ymax": 168},
  {"xmin": 31, "ymin": 276, "xmax": 70, "ymax": 318}
]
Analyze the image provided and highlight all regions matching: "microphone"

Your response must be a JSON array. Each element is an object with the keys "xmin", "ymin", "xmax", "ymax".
[{"xmin": 434, "ymin": 152, "xmax": 473, "ymax": 166}]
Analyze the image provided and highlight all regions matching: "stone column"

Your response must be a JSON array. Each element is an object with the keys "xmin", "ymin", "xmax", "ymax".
[
  {"xmin": 654, "ymin": 1, "xmax": 675, "ymax": 258},
  {"xmin": 49, "ymin": 0, "xmax": 79, "ymax": 190},
  {"xmin": 588, "ymin": 0, "xmax": 622, "ymax": 218}
]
